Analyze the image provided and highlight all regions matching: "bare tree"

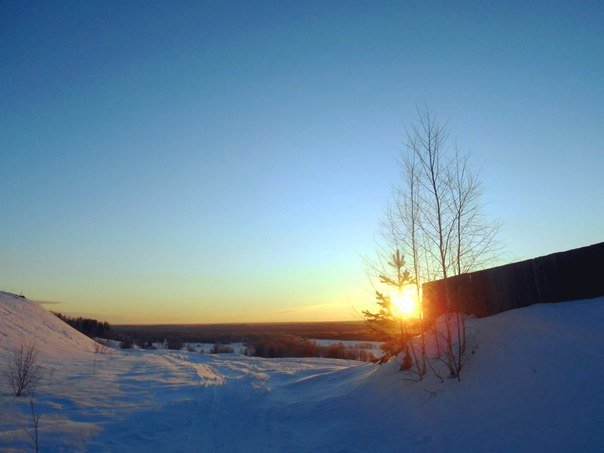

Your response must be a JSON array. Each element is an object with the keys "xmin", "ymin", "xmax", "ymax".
[
  {"xmin": 383, "ymin": 106, "xmax": 500, "ymax": 380},
  {"xmin": 7, "ymin": 340, "xmax": 40, "ymax": 396},
  {"xmin": 19, "ymin": 397, "xmax": 42, "ymax": 453}
]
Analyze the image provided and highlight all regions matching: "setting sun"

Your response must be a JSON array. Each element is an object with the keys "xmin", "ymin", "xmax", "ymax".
[{"xmin": 390, "ymin": 287, "xmax": 421, "ymax": 318}]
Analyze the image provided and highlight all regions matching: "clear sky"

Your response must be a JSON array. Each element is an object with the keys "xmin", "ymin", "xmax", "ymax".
[{"xmin": 1, "ymin": 1, "xmax": 603, "ymax": 323}]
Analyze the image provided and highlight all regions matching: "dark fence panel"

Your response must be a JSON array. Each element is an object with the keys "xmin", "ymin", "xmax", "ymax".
[{"xmin": 422, "ymin": 242, "xmax": 604, "ymax": 318}]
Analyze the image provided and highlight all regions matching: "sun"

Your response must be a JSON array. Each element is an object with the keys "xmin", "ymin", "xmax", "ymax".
[{"xmin": 390, "ymin": 287, "xmax": 420, "ymax": 318}]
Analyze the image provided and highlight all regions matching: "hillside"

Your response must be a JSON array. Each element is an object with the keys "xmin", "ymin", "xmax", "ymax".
[
  {"xmin": 0, "ymin": 291, "xmax": 100, "ymax": 361},
  {"xmin": 1, "ymin": 292, "xmax": 603, "ymax": 451}
]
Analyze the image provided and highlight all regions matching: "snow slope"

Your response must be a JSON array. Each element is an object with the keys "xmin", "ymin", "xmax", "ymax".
[
  {"xmin": 0, "ymin": 291, "xmax": 100, "ymax": 360},
  {"xmin": 1, "ymin": 292, "xmax": 603, "ymax": 452}
]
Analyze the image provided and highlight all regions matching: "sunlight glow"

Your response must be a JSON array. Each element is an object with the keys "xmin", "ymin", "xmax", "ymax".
[{"xmin": 390, "ymin": 287, "xmax": 421, "ymax": 318}]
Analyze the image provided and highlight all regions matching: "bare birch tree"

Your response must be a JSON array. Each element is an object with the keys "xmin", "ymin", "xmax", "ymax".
[{"xmin": 383, "ymin": 106, "xmax": 501, "ymax": 380}]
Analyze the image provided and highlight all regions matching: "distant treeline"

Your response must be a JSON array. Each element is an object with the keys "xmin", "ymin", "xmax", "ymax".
[
  {"xmin": 247, "ymin": 334, "xmax": 376, "ymax": 362},
  {"xmin": 53, "ymin": 312, "xmax": 111, "ymax": 338},
  {"xmin": 112, "ymin": 321, "xmax": 376, "ymax": 346},
  {"xmin": 110, "ymin": 323, "xmax": 378, "ymax": 362}
]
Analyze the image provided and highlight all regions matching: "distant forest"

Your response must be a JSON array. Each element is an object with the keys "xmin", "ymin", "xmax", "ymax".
[
  {"xmin": 51, "ymin": 317, "xmax": 379, "ymax": 361},
  {"xmin": 112, "ymin": 321, "xmax": 379, "ymax": 345},
  {"xmin": 53, "ymin": 312, "xmax": 111, "ymax": 338}
]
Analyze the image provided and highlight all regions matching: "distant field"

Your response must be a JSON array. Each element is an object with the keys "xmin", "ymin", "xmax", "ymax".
[{"xmin": 112, "ymin": 321, "xmax": 378, "ymax": 344}]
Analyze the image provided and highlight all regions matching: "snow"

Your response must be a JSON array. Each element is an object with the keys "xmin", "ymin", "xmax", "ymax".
[
  {"xmin": 0, "ymin": 291, "xmax": 101, "ymax": 360},
  {"xmin": 1, "ymin": 291, "xmax": 603, "ymax": 451}
]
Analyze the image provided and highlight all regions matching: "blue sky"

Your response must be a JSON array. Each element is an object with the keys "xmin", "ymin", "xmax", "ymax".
[{"xmin": 1, "ymin": 1, "xmax": 602, "ymax": 322}]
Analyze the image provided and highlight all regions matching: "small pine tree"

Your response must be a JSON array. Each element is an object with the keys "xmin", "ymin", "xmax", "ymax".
[{"xmin": 363, "ymin": 250, "xmax": 424, "ymax": 373}]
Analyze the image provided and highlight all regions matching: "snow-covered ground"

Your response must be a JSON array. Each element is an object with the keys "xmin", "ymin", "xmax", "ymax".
[{"xmin": 1, "ymin": 291, "xmax": 603, "ymax": 452}]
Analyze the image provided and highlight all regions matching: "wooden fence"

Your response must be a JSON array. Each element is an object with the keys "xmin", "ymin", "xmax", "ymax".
[{"xmin": 422, "ymin": 242, "xmax": 604, "ymax": 318}]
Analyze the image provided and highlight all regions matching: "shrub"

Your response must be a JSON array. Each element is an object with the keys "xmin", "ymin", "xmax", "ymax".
[
  {"xmin": 248, "ymin": 336, "xmax": 375, "ymax": 362},
  {"xmin": 323, "ymin": 343, "xmax": 354, "ymax": 360},
  {"xmin": 211, "ymin": 343, "xmax": 234, "ymax": 354},
  {"xmin": 248, "ymin": 334, "xmax": 317, "ymax": 358},
  {"xmin": 166, "ymin": 339, "xmax": 183, "ymax": 350},
  {"xmin": 7, "ymin": 340, "xmax": 40, "ymax": 396}
]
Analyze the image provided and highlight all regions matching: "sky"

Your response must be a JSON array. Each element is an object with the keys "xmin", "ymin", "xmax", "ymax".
[{"xmin": 1, "ymin": 1, "xmax": 603, "ymax": 323}]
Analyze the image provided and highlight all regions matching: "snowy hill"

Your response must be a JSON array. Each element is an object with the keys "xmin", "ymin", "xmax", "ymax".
[
  {"xmin": 1, "ymin": 292, "xmax": 603, "ymax": 451},
  {"xmin": 0, "ymin": 291, "xmax": 100, "ymax": 362}
]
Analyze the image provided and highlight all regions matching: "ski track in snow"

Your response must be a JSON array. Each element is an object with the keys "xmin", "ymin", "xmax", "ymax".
[{"xmin": 1, "ymin": 291, "xmax": 603, "ymax": 452}]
